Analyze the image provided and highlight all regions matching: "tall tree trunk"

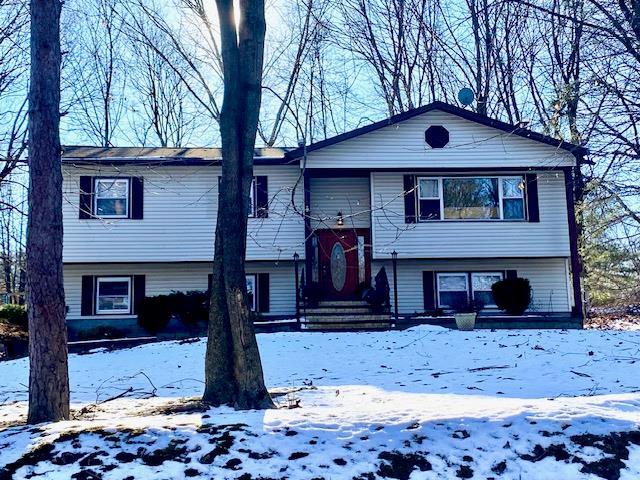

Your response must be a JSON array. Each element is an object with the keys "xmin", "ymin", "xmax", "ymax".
[
  {"xmin": 203, "ymin": 0, "xmax": 273, "ymax": 409},
  {"xmin": 27, "ymin": 0, "xmax": 69, "ymax": 423}
]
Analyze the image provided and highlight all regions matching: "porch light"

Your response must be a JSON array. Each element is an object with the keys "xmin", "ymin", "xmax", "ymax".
[
  {"xmin": 336, "ymin": 211, "xmax": 344, "ymax": 226},
  {"xmin": 391, "ymin": 250, "xmax": 398, "ymax": 260},
  {"xmin": 293, "ymin": 252, "xmax": 299, "ymax": 261}
]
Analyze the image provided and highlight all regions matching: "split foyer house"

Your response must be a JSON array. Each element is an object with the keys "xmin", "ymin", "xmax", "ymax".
[{"xmin": 61, "ymin": 101, "xmax": 588, "ymax": 335}]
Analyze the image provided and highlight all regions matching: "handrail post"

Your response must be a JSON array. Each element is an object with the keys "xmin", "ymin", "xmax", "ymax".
[
  {"xmin": 293, "ymin": 252, "xmax": 300, "ymax": 328},
  {"xmin": 391, "ymin": 250, "xmax": 399, "ymax": 323}
]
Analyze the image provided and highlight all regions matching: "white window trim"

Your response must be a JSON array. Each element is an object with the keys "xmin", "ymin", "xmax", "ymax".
[
  {"xmin": 95, "ymin": 276, "xmax": 131, "ymax": 315},
  {"xmin": 416, "ymin": 175, "xmax": 526, "ymax": 222},
  {"xmin": 471, "ymin": 272, "xmax": 504, "ymax": 308},
  {"xmin": 246, "ymin": 274, "xmax": 257, "ymax": 310},
  {"xmin": 94, "ymin": 178, "xmax": 130, "ymax": 219},
  {"xmin": 436, "ymin": 272, "xmax": 469, "ymax": 309}
]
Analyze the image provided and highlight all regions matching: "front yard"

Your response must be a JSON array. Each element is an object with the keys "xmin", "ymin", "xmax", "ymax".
[{"xmin": 1, "ymin": 326, "xmax": 640, "ymax": 479}]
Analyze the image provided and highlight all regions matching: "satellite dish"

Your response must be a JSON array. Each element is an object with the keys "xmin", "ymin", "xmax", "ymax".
[{"xmin": 458, "ymin": 88, "xmax": 475, "ymax": 107}]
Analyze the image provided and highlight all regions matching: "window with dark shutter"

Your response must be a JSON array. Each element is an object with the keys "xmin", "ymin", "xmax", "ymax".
[
  {"xmin": 133, "ymin": 275, "xmax": 146, "ymax": 314},
  {"xmin": 255, "ymin": 176, "xmax": 268, "ymax": 218},
  {"xmin": 256, "ymin": 273, "xmax": 270, "ymax": 313},
  {"xmin": 81, "ymin": 275, "xmax": 95, "ymax": 315},
  {"xmin": 403, "ymin": 175, "xmax": 417, "ymax": 223},
  {"xmin": 525, "ymin": 174, "xmax": 539, "ymax": 222},
  {"xmin": 131, "ymin": 177, "xmax": 144, "ymax": 219},
  {"xmin": 422, "ymin": 271, "xmax": 436, "ymax": 311},
  {"xmin": 79, "ymin": 176, "xmax": 94, "ymax": 219}
]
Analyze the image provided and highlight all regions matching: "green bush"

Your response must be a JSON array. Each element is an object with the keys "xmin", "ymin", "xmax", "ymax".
[
  {"xmin": 137, "ymin": 295, "xmax": 172, "ymax": 334},
  {"xmin": 137, "ymin": 290, "xmax": 209, "ymax": 333},
  {"xmin": 0, "ymin": 304, "xmax": 27, "ymax": 328},
  {"xmin": 491, "ymin": 278, "xmax": 532, "ymax": 315}
]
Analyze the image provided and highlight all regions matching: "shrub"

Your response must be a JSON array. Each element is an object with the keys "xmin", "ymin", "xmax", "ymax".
[
  {"xmin": 173, "ymin": 290, "xmax": 209, "ymax": 325},
  {"xmin": 0, "ymin": 304, "xmax": 27, "ymax": 328},
  {"xmin": 137, "ymin": 295, "xmax": 172, "ymax": 334},
  {"xmin": 491, "ymin": 277, "xmax": 532, "ymax": 315},
  {"xmin": 137, "ymin": 291, "xmax": 209, "ymax": 333}
]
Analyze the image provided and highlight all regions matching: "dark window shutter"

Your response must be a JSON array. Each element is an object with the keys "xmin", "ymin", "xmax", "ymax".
[
  {"xmin": 256, "ymin": 273, "xmax": 270, "ymax": 313},
  {"xmin": 133, "ymin": 275, "xmax": 146, "ymax": 315},
  {"xmin": 79, "ymin": 176, "xmax": 93, "ymax": 219},
  {"xmin": 131, "ymin": 177, "xmax": 144, "ymax": 219},
  {"xmin": 525, "ymin": 174, "xmax": 539, "ymax": 222},
  {"xmin": 81, "ymin": 275, "xmax": 95, "ymax": 315},
  {"xmin": 207, "ymin": 274, "xmax": 213, "ymax": 294},
  {"xmin": 256, "ymin": 176, "xmax": 268, "ymax": 218},
  {"xmin": 505, "ymin": 270, "xmax": 518, "ymax": 280},
  {"xmin": 403, "ymin": 175, "xmax": 417, "ymax": 223},
  {"xmin": 423, "ymin": 271, "xmax": 436, "ymax": 311}
]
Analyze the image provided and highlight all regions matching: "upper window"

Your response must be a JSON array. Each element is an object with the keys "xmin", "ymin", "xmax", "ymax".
[
  {"xmin": 417, "ymin": 176, "xmax": 526, "ymax": 221},
  {"xmin": 96, "ymin": 277, "xmax": 131, "ymax": 314},
  {"xmin": 418, "ymin": 178, "xmax": 441, "ymax": 220},
  {"xmin": 95, "ymin": 178, "xmax": 129, "ymax": 218},
  {"xmin": 501, "ymin": 177, "xmax": 525, "ymax": 220}
]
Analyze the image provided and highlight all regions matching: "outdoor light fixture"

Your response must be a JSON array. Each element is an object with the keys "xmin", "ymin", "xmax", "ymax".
[
  {"xmin": 336, "ymin": 211, "xmax": 344, "ymax": 226},
  {"xmin": 391, "ymin": 250, "xmax": 398, "ymax": 260},
  {"xmin": 293, "ymin": 252, "xmax": 299, "ymax": 262}
]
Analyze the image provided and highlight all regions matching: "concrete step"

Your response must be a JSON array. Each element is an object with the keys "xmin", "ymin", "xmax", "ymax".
[
  {"xmin": 304, "ymin": 314, "xmax": 391, "ymax": 323},
  {"xmin": 317, "ymin": 300, "xmax": 370, "ymax": 307},
  {"xmin": 304, "ymin": 307, "xmax": 373, "ymax": 314}
]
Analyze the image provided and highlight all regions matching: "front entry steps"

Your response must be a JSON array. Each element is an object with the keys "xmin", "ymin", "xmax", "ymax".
[{"xmin": 302, "ymin": 300, "xmax": 392, "ymax": 330}]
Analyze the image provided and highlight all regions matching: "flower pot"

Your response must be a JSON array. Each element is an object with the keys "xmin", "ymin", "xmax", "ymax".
[{"xmin": 454, "ymin": 312, "xmax": 476, "ymax": 331}]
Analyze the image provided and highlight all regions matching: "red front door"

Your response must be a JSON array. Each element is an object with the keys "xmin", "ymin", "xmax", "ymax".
[{"xmin": 316, "ymin": 230, "xmax": 359, "ymax": 299}]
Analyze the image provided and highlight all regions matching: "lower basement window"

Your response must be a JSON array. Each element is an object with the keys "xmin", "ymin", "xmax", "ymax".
[{"xmin": 96, "ymin": 277, "xmax": 131, "ymax": 314}]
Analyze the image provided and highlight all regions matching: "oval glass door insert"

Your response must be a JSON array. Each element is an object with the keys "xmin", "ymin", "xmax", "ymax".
[{"xmin": 330, "ymin": 242, "xmax": 347, "ymax": 291}]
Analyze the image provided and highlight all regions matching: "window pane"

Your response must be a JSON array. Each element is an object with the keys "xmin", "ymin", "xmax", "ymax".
[
  {"xmin": 502, "ymin": 178, "xmax": 524, "ymax": 198},
  {"xmin": 96, "ymin": 198, "xmax": 127, "ymax": 216},
  {"xmin": 472, "ymin": 274, "xmax": 502, "ymax": 291},
  {"xmin": 474, "ymin": 290, "xmax": 494, "ymax": 306},
  {"xmin": 98, "ymin": 296, "xmax": 129, "ymax": 311},
  {"xmin": 439, "ymin": 274, "xmax": 467, "ymax": 291},
  {"xmin": 97, "ymin": 180, "xmax": 127, "ymax": 198},
  {"xmin": 98, "ymin": 280, "xmax": 129, "ymax": 296},
  {"xmin": 419, "ymin": 199, "xmax": 440, "ymax": 220},
  {"xmin": 503, "ymin": 198, "xmax": 525, "ymax": 220},
  {"xmin": 439, "ymin": 291, "xmax": 468, "ymax": 308},
  {"xmin": 443, "ymin": 178, "xmax": 499, "ymax": 219},
  {"xmin": 419, "ymin": 179, "xmax": 438, "ymax": 198}
]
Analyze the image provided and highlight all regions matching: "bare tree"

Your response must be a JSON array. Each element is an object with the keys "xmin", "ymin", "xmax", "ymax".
[
  {"xmin": 128, "ymin": 30, "xmax": 204, "ymax": 147},
  {"xmin": 27, "ymin": 0, "xmax": 69, "ymax": 423},
  {"xmin": 66, "ymin": 0, "xmax": 127, "ymax": 146},
  {"xmin": 203, "ymin": 0, "xmax": 273, "ymax": 409}
]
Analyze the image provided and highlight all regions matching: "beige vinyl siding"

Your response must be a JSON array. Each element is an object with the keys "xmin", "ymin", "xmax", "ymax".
[
  {"xmin": 64, "ymin": 261, "xmax": 296, "ymax": 320},
  {"xmin": 62, "ymin": 165, "xmax": 305, "ymax": 263},
  {"xmin": 371, "ymin": 171, "xmax": 570, "ymax": 259},
  {"xmin": 303, "ymin": 110, "xmax": 577, "ymax": 169},
  {"xmin": 309, "ymin": 177, "xmax": 371, "ymax": 230},
  {"xmin": 373, "ymin": 257, "xmax": 572, "ymax": 314}
]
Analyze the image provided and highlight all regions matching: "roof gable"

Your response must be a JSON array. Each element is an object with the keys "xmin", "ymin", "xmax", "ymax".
[{"xmin": 286, "ymin": 101, "xmax": 589, "ymax": 160}]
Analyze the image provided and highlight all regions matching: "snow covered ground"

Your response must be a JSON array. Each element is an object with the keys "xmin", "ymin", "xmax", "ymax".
[{"xmin": 1, "ymin": 325, "xmax": 640, "ymax": 479}]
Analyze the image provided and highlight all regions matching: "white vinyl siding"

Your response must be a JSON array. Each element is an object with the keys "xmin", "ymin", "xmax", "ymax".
[
  {"xmin": 63, "ymin": 165, "xmax": 305, "ymax": 262},
  {"xmin": 301, "ymin": 109, "xmax": 577, "ymax": 169},
  {"xmin": 309, "ymin": 177, "xmax": 371, "ymax": 230},
  {"xmin": 371, "ymin": 171, "xmax": 570, "ymax": 258},
  {"xmin": 372, "ymin": 257, "xmax": 572, "ymax": 314},
  {"xmin": 63, "ymin": 261, "xmax": 297, "ymax": 320}
]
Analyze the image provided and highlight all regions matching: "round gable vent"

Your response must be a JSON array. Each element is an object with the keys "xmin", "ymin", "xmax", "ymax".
[{"xmin": 425, "ymin": 125, "xmax": 449, "ymax": 148}]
